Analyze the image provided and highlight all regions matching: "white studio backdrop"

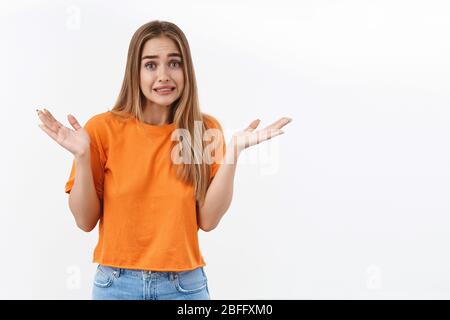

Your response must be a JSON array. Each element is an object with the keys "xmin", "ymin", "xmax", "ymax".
[{"xmin": 1, "ymin": 0, "xmax": 450, "ymax": 299}]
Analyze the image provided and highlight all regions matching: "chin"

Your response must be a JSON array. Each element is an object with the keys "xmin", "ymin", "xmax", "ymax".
[
  {"xmin": 153, "ymin": 93, "xmax": 180, "ymax": 101},
  {"xmin": 150, "ymin": 99, "xmax": 175, "ymax": 107}
]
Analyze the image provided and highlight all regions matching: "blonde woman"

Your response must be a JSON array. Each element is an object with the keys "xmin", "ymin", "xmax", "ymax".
[{"xmin": 36, "ymin": 20, "xmax": 292, "ymax": 300}]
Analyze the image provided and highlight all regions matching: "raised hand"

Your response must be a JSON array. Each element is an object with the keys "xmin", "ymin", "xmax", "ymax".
[
  {"xmin": 36, "ymin": 108, "xmax": 91, "ymax": 158},
  {"xmin": 231, "ymin": 117, "xmax": 293, "ymax": 154}
]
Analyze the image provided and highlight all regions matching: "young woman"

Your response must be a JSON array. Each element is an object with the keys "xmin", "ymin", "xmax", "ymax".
[{"xmin": 36, "ymin": 20, "xmax": 292, "ymax": 300}]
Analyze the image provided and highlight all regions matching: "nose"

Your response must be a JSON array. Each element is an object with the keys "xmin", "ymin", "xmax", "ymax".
[{"xmin": 157, "ymin": 65, "xmax": 170, "ymax": 82}]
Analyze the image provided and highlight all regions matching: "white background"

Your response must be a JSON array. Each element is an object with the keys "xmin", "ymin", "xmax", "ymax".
[{"xmin": 1, "ymin": 0, "xmax": 450, "ymax": 299}]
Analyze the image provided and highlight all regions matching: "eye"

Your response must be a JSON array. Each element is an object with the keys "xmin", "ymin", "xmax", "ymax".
[
  {"xmin": 144, "ymin": 60, "xmax": 182, "ymax": 70},
  {"xmin": 144, "ymin": 62, "xmax": 155, "ymax": 70},
  {"xmin": 170, "ymin": 60, "xmax": 182, "ymax": 68}
]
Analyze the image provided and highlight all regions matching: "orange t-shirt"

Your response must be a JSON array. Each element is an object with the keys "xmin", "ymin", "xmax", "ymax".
[{"xmin": 64, "ymin": 111, "xmax": 226, "ymax": 271}]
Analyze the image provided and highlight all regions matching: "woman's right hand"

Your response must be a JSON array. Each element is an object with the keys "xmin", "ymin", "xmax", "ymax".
[{"xmin": 37, "ymin": 108, "xmax": 91, "ymax": 158}]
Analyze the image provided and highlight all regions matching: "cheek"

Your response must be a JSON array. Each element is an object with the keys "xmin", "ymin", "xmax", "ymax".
[
  {"xmin": 140, "ymin": 72, "xmax": 154, "ymax": 91},
  {"xmin": 175, "ymin": 71, "xmax": 185, "ymax": 89}
]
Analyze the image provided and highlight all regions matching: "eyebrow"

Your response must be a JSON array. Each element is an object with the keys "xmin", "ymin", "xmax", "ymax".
[{"xmin": 141, "ymin": 53, "xmax": 182, "ymax": 60}]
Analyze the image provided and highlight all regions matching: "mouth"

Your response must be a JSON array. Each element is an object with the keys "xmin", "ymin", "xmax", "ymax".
[{"xmin": 153, "ymin": 87, "xmax": 176, "ymax": 94}]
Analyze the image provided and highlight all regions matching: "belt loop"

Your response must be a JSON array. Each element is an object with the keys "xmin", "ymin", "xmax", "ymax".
[
  {"xmin": 142, "ymin": 270, "xmax": 152, "ymax": 279},
  {"xmin": 112, "ymin": 268, "xmax": 121, "ymax": 278}
]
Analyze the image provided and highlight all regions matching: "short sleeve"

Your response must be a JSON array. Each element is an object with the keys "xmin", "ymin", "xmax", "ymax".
[
  {"xmin": 64, "ymin": 116, "xmax": 106, "ymax": 201},
  {"xmin": 203, "ymin": 114, "xmax": 226, "ymax": 181}
]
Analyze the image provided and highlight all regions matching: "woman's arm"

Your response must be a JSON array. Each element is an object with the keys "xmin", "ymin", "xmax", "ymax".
[
  {"xmin": 197, "ymin": 142, "xmax": 239, "ymax": 231},
  {"xmin": 37, "ymin": 108, "xmax": 102, "ymax": 232},
  {"xmin": 197, "ymin": 117, "xmax": 292, "ymax": 232},
  {"xmin": 68, "ymin": 152, "xmax": 101, "ymax": 232}
]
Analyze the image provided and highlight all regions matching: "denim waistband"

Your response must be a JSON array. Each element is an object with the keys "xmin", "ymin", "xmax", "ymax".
[{"xmin": 98, "ymin": 264, "xmax": 202, "ymax": 281}]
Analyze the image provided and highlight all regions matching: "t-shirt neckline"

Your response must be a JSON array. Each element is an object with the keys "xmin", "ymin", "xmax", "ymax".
[{"xmin": 134, "ymin": 117, "xmax": 176, "ymax": 134}]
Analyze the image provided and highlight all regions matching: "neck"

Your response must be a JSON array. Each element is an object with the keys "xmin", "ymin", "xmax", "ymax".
[{"xmin": 142, "ymin": 102, "xmax": 172, "ymax": 125}]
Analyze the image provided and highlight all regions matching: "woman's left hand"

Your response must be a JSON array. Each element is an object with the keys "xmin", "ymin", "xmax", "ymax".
[{"xmin": 230, "ymin": 117, "xmax": 293, "ymax": 154}]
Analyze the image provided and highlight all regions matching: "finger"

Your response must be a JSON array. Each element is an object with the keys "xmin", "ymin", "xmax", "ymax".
[
  {"xmin": 244, "ymin": 119, "xmax": 260, "ymax": 132},
  {"xmin": 268, "ymin": 129, "xmax": 284, "ymax": 139},
  {"xmin": 44, "ymin": 108, "xmax": 63, "ymax": 127},
  {"xmin": 37, "ymin": 109, "xmax": 52, "ymax": 128},
  {"xmin": 67, "ymin": 114, "xmax": 82, "ymax": 130},
  {"xmin": 263, "ymin": 117, "xmax": 293, "ymax": 131},
  {"xmin": 251, "ymin": 129, "xmax": 284, "ymax": 145},
  {"xmin": 38, "ymin": 123, "xmax": 60, "ymax": 142},
  {"xmin": 43, "ymin": 108, "xmax": 64, "ymax": 132},
  {"xmin": 38, "ymin": 108, "xmax": 57, "ymax": 132},
  {"xmin": 266, "ymin": 117, "xmax": 292, "ymax": 130}
]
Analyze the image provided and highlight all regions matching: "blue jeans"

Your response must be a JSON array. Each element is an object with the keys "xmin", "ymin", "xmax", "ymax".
[{"xmin": 92, "ymin": 264, "xmax": 211, "ymax": 300}]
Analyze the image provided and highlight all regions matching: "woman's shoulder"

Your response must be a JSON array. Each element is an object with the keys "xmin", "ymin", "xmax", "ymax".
[
  {"xmin": 202, "ymin": 113, "xmax": 224, "ymax": 131},
  {"xmin": 85, "ymin": 110, "xmax": 131, "ymax": 129},
  {"xmin": 85, "ymin": 111, "xmax": 109, "ymax": 123}
]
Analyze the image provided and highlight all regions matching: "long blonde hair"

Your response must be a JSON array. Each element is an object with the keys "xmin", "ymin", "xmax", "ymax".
[{"xmin": 109, "ymin": 20, "xmax": 224, "ymax": 208}]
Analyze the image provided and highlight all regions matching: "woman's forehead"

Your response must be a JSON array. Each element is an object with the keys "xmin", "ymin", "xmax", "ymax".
[{"xmin": 141, "ymin": 37, "xmax": 180, "ymax": 57}]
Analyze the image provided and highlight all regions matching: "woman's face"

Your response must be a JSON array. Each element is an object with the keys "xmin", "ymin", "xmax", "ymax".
[{"xmin": 140, "ymin": 36, "xmax": 185, "ymax": 108}]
